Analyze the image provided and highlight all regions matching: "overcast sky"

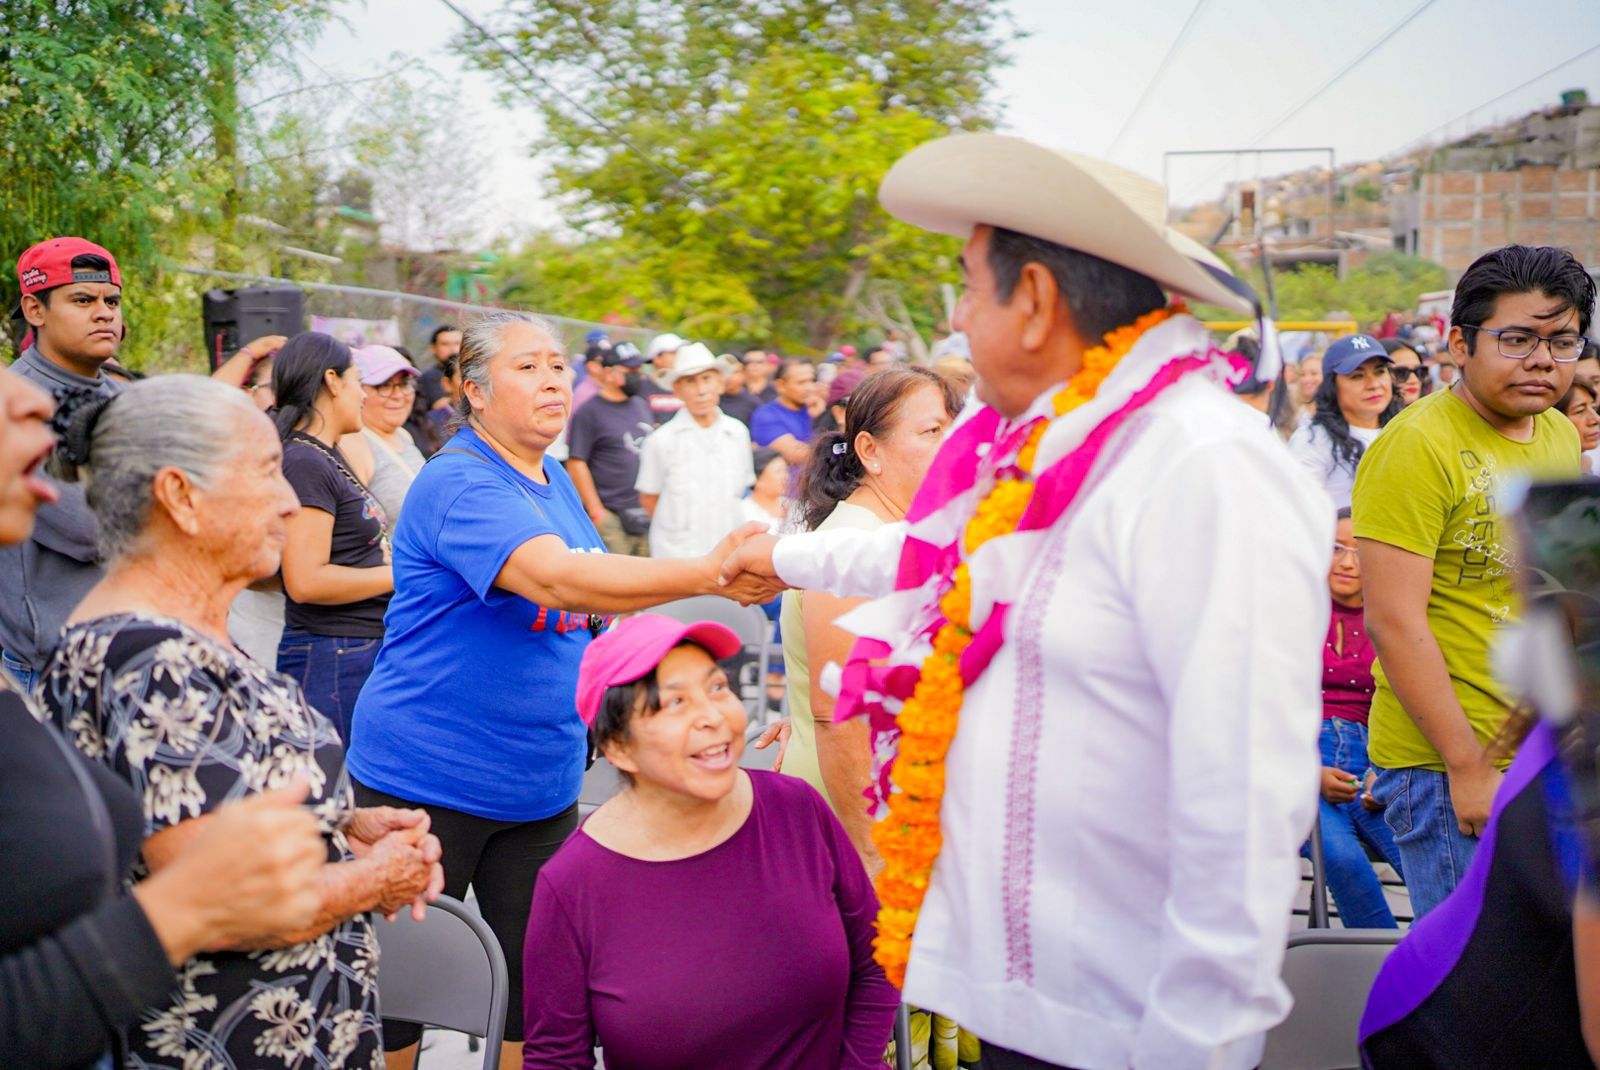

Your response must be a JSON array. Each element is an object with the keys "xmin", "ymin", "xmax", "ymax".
[{"xmin": 293, "ymin": 0, "xmax": 1600, "ymax": 242}]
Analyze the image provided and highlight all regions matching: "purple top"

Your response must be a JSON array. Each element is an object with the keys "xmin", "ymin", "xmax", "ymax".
[
  {"xmin": 521, "ymin": 770, "xmax": 898, "ymax": 1070},
  {"xmin": 1323, "ymin": 600, "xmax": 1376, "ymax": 724}
]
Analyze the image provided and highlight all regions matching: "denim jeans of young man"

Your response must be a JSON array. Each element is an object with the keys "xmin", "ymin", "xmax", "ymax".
[
  {"xmin": 1304, "ymin": 717, "xmax": 1404, "ymax": 929},
  {"xmin": 276, "ymin": 630, "xmax": 381, "ymax": 747},
  {"xmin": 1373, "ymin": 763, "xmax": 1480, "ymax": 919},
  {"xmin": 1, "ymin": 649, "xmax": 37, "ymax": 695}
]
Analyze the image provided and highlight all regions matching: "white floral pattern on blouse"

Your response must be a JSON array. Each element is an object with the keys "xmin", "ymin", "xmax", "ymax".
[{"xmin": 38, "ymin": 613, "xmax": 382, "ymax": 1070}]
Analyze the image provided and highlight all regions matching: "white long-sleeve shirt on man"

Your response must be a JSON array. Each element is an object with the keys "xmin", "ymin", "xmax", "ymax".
[{"xmin": 773, "ymin": 365, "xmax": 1332, "ymax": 1070}]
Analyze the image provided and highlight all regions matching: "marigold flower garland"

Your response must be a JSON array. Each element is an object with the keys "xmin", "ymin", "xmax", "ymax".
[{"xmin": 869, "ymin": 304, "xmax": 1180, "ymax": 988}]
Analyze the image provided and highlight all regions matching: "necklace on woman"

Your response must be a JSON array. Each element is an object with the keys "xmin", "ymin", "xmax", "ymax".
[{"xmin": 288, "ymin": 431, "xmax": 391, "ymax": 552}]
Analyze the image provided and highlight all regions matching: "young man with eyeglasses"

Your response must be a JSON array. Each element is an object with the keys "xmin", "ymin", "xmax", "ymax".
[{"xmin": 1353, "ymin": 244, "xmax": 1592, "ymax": 918}]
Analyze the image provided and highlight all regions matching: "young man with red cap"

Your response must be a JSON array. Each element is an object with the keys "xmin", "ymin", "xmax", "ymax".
[{"xmin": 0, "ymin": 237, "xmax": 126, "ymax": 688}]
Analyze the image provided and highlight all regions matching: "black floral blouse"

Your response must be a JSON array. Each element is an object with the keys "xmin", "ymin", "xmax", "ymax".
[{"xmin": 37, "ymin": 613, "xmax": 382, "ymax": 1070}]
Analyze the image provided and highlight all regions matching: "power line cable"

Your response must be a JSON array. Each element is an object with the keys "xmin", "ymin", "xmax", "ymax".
[
  {"xmin": 1105, "ymin": 0, "xmax": 1210, "ymax": 157},
  {"xmin": 1385, "ymin": 39, "xmax": 1600, "ymax": 157},
  {"xmin": 1250, "ymin": 0, "xmax": 1438, "ymax": 149},
  {"xmin": 1176, "ymin": 0, "xmax": 1439, "ymax": 204}
]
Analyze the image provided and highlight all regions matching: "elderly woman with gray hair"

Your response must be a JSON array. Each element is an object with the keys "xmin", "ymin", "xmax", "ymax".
[
  {"xmin": 347, "ymin": 310, "xmax": 781, "ymax": 1068},
  {"xmin": 34, "ymin": 376, "xmax": 445, "ymax": 1070}
]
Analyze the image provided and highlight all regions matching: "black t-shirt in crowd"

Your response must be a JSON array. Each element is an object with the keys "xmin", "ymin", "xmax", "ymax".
[
  {"xmin": 281, "ymin": 439, "xmax": 391, "ymax": 637},
  {"xmin": 721, "ymin": 390, "xmax": 760, "ymax": 428},
  {"xmin": 0, "ymin": 685, "xmax": 173, "ymax": 1068},
  {"xmin": 637, "ymin": 379, "xmax": 683, "ymax": 426},
  {"xmin": 567, "ymin": 395, "xmax": 654, "ymax": 513}
]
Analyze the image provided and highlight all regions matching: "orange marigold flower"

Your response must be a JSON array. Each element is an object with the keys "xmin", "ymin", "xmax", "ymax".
[
  {"xmin": 892, "ymin": 761, "xmax": 946, "ymax": 800},
  {"xmin": 886, "ymin": 790, "xmax": 943, "ymax": 826}
]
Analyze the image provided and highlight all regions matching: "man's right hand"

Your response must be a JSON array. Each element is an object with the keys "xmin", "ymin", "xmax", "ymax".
[
  {"xmin": 586, "ymin": 503, "xmax": 607, "ymax": 528},
  {"xmin": 718, "ymin": 531, "xmax": 782, "ymax": 588},
  {"xmin": 1447, "ymin": 758, "xmax": 1505, "ymax": 837},
  {"xmin": 706, "ymin": 525, "xmax": 787, "ymax": 605}
]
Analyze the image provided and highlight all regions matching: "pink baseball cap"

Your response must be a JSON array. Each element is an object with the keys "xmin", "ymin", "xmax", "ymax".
[
  {"xmin": 576, "ymin": 614, "xmax": 743, "ymax": 728},
  {"xmin": 352, "ymin": 345, "xmax": 419, "ymax": 385}
]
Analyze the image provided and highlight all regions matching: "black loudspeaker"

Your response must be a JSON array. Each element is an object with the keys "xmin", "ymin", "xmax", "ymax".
[{"xmin": 201, "ymin": 285, "xmax": 305, "ymax": 370}]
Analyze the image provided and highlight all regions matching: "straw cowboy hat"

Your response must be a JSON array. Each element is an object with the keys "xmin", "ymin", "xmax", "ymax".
[{"xmin": 878, "ymin": 133, "xmax": 1256, "ymax": 315}]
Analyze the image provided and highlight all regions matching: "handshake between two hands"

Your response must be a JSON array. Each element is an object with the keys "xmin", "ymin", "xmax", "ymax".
[{"xmin": 706, "ymin": 523, "xmax": 791, "ymax": 606}]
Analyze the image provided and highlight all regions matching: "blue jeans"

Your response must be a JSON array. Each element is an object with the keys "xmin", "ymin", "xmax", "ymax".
[
  {"xmin": 1305, "ymin": 718, "xmax": 1404, "ymax": 929},
  {"xmin": 1, "ymin": 649, "xmax": 37, "ymax": 695},
  {"xmin": 276, "ymin": 630, "xmax": 381, "ymax": 747},
  {"xmin": 1373, "ymin": 763, "xmax": 1480, "ymax": 919}
]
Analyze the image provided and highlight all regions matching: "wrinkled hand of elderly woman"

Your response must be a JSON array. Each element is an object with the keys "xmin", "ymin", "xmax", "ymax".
[{"xmin": 348, "ymin": 808, "xmax": 445, "ymax": 922}]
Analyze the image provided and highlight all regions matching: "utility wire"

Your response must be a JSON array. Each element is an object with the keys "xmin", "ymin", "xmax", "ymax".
[
  {"xmin": 1104, "ymin": 0, "xmax": 1209, "ymax": 158},
  {"xmin": 1177, "ymin": 0, "xmax": 1439, "ymax": 204},
  {"xmin": 1249, "ymin": 0, "xmax": 1438, "ymax": 149},
  {"xmin": 1385, "ymin": 39, "xmax": 1600, "ymax": 156}
]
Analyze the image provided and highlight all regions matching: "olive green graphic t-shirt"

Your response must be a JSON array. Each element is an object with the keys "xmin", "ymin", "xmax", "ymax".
[{"xmin": 1352, "ymin": 388, "xmax": 1580, "ymax": 771}]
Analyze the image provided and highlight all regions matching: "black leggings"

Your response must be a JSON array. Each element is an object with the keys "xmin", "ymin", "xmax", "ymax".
[{"xmin": 354, "ymin": 779, "xmax": 579, "ymax": 1047}]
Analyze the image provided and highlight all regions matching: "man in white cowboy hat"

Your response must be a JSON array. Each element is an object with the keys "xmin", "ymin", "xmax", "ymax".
[
  {"xmin": 635, "ymin": 342, "xmax": 757, "ymax": 559},
  {"xmin": 720, "ymin": 133, "xmax": 1332, "ymax": 1070}
]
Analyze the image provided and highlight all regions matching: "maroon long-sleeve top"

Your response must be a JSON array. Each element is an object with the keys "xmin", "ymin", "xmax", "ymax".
[{"xmin": 522, "ymin": 770, "xmax": 898, "ymax": 1069}]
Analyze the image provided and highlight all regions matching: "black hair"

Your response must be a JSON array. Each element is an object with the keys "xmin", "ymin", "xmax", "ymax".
[
  {"xmin": 1557, "ymin": 378, "xmax": 1597, "ymax": 416},
  {"xmin": 1229, "ymin": 336, "xmax": 1269, "ymax": 396},
  {"xmin": 751, "ymin": 447, "xmax": 783, "ymax": 483},
  {"xmin": 591, "ymin": 639, "xmax": 729, "ymax": 788},
  {"xmin": 987, "ymin": 227, "xmax": 1166, "ymax": 343},
  {"xmin": 1310, "ymin": 362, "xmax": 1403, "ymax": 473},
  {"xmin": 1451, "ymin": 245, "xmax": 1596, "ymax": 356},
  {"xmin": 34, "ymin": 254, "xmax": 116, "ymax": 309},
  {"xmin": 430, "ymin": 324, "xmax": 460, "ymax": 345},
  {"xmin": 795, "ymin": 366, "xmax": 961, "ymax": 532},
  {"xmin": 1336, "ymin": 506, "xmax": 1352, "ymax": 522},
  {"xmin": 269, "ymin": 332, "xmax": 352, "ymax": 441},
  {"xmin": 775, "ymin": 358, "xmax": 812, "ymax": 383},
  {"xmin": 393, "ymin": 344, "xmax": 414, "ymax": 362},
  {"xmin": 1379, "ymin": 338, "xmax": 1420, "ymax": 359}
]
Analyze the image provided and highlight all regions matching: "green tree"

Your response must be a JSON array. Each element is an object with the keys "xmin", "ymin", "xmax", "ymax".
[
  {"xmin": 0, "ymin": 0, "xmax": 330, "ymax": 363},
  {"xmin": 1197, "ymin": 251, "xmax": 1449, "ymax": 329},
  {"xmin": 464, "ymin": 0, "xmax": 1013, "ymax": 352}
]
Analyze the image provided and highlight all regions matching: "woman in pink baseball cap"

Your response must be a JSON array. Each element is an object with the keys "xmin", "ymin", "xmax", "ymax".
[{"xmin": 522, "ymin": 613, "xmax": 898, "ymax": 1069}]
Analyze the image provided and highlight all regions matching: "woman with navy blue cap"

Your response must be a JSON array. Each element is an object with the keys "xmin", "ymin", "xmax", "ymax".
[{"xmin": 1288, "ymin": 333, "xmax": 1403, "ymax": 509}]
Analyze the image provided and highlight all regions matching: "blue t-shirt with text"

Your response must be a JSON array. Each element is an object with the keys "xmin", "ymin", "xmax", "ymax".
[{"xmin": 347, "ymin": 427, "xmax": 606, "ymax": 821}]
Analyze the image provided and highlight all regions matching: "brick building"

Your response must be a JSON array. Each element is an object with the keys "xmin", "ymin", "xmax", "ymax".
[{"xmin": 1394, "ymin": 167, "xmax": 1600, "ymax": 274}]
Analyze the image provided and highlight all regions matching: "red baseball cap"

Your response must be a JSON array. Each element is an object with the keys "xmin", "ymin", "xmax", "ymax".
[
  {"xmin": 575, "ymin": 614, "xmax": 743, "ymax": 728},
  {"xmin": 17, "ymin": 237, "xmax": 122, "ymax": 296}
]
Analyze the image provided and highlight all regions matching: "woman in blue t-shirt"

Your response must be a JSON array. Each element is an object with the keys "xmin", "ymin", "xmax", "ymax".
[{"xmin": 347, "ymin": 310, "xmax": 781, "ymax": 1068}]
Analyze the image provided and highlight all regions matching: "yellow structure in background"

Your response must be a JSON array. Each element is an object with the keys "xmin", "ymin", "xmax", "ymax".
[{"xmin": 1203, "ymin": 320, "xmax": 1360, "ymax": 336}]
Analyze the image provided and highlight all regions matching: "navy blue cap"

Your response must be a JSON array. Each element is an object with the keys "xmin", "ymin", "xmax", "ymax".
[
  {"xmin": 1322, "ymin": 334, "xmax": 1392, "ymax": 376},
  {"xmin": 601, "ymin": 341, "xmax": 643, "ymax": 368}
]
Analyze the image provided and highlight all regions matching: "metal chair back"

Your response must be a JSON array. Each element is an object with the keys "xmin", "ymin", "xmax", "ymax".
[
  {"xmin": 1259, "ymin": 928, "xmax": 1402, "ymax": 1070},
  {"xmin": 373, "ymin": 895, "xmax": 507, "ymax": 1070}
]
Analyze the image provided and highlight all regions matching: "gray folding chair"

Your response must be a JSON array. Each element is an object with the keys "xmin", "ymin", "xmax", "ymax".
[
  {"xmin": 650, "ymin": 595, "xmax": 776, "ymax": 732},
  {"xmin": 893, "ymin": 1004, "xmax": 913, "ymax": 1070},
  {"xmin": 374, "ymin": 895, "xmax": 507, "ymax": 1070},
  {"xmin": 1259, "ymin": 928, "xmax": 1403, "ymax": 1070}
]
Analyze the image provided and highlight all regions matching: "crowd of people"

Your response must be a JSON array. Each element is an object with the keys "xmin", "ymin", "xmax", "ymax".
[{"xmin": 4, "ymin": 127, "xmax": 1600, "ymax": 1070}]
